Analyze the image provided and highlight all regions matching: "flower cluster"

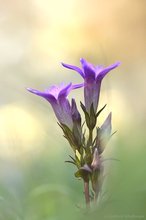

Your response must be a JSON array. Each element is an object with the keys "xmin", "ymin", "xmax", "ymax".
[{"xmin": 27, "ymin": 58, "xmax": 120, "ymax": 207}]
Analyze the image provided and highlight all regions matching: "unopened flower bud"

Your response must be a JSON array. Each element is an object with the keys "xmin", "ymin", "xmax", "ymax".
[
  {"xmin": 91, "ymin": 148, "xmax": 100, "ymax": 171},
  {"xmin": 98, "ymin": 112, "xmax": 112, "ymax": 153},
  {"xmin": 71, "ymin": 98, "xmax": 81, "ymax": 125}
]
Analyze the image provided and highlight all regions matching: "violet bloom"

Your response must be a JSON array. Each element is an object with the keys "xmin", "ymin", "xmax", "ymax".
[
  {"xmin": 27, "ymin": 83, "xmax": 82, "ymax": 129},
  {"xmin": 62, "ymin": 59, "xmax": 120, "ymax": 113}
]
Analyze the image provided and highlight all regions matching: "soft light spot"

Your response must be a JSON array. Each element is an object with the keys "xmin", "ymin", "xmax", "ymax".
[
  {"xmin": 0, "ymin": 104, "xmax": 44, "ymax": 157},
  {"xmin": 99, "ymin": 89, "xmax": 131, "ymax": 129}
]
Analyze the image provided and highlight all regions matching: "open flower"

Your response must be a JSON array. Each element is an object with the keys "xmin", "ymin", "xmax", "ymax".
[
  {"xmin": 62, "ymin": 59, "xmax": 120, "ymax": 113},
  {"xmin": 27, "ymin": 83, "xmax": 82, "ymax": 129}
]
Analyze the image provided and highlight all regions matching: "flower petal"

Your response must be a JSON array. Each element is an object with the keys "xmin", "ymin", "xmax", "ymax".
[
  {"xmin": 58, "ymin": 83, "xmax": 72, "ymax": 99},
  {"xmin": 58, "ymin": 83, "xmax": 84, "ymax": 101},
  {"xmin": 51, "ymin": 99, "xmax": 73, "ymax": 128},
  {"xmin": 61, "ymin": 62, "xmax": 84, "ymax": 78},
  {"xmin": 27, "ymin": 88, "xmax": 56, "ymax": 103},
  {"xmin": 97, "ymin": 62, "xmax": 121, "ymax": 81},
  {"xmin": 80, "ymin": 58, "xmax": 96, "ymax": 82}
]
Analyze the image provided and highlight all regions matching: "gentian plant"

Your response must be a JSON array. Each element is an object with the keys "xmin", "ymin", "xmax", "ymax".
[{"xmin": 27, "ymin": 58, "xmax": 120, "ymax": 208}]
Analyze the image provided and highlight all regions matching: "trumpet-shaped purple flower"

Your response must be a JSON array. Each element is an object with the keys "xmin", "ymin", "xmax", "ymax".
[
  {"xmin": 27, "ymin": 83, "xmax": 83, "ymax": 129},
  {"xmin": 62, "ymin": 59, "xmax": 120, "ymax": 113}
]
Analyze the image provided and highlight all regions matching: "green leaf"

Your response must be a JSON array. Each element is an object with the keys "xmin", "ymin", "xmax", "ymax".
[
  {"xmin": 74, "ymin": 168, "xmax": 90, "ymax": 181},
  {"xmin": 72, "ymin": 123, "xmax": 82, "ymax": 147},
  {"xmin": 75, "ymin": 154, "xmax": 81, "ymax": 168},
  {"xmin": 69, "ymin": 155, "xmax": 76, "ymax": 163},
  {"xmin": 111, "ymin": 130, "xmax": 117, "ymax": 137},
  {"xmin": 74, "ymin": 169, "xmax": 83, "ymax": 178},
  {"xmin": 89, "ymin": 103, "xmax": 97, "ymax": 129},
  {"xmin": 96, "ymin": 104, "xmax": 107, "ymax": 118},
  {"xmin": 59, "ymin": 123, "xmax": 78, "ymax": 151},
  {"xmin": 80, "ymin": 102, "xmax": 90, "ymax": 128},
  {"xmin": 65, "ymin": 160, "xmax": 76, "ymax": 165}
]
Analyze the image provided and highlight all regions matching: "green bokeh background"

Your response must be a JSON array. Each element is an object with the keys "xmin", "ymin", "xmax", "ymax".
[{"xmin": 0, "ymin": 0, "xmax": 146, "ymax": 219}]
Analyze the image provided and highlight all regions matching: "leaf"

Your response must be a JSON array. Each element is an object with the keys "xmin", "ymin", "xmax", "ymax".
[
  {"xmin": 69, "ymin": 155, "xmax": 76, "ymax": 163},
  {"xmin": 80, "ymin": 102, "xmax": 90, "ymax": 128},
  {"xmin": 59, "ymin": 123, "xmax": 78, "ymax": 151},
  {"xmin": 96, "ymin": 104, "xmax": 107, "ymax": 118},
  {"xmin": 74, "ymin": 168, "xmax": 90, "ymax": 181},
  {"xmin": 111, "ymin": 130, "xmax": 117, "ymax": 137},
  {"xmin": 80, "ymin": 164, "xmax": 92, "ymax": 173},
  {"xmin": 81, "ymin": 121, "xmax": 85, "ymax": 128},
  {"xmin": 90, "ymin": 103, "xmax": 95, "ymax": 116},
  {"xmin": 89, "ymin": 103, "xmax": 97, "ymax": 129},
  {"xmin": 75, "ymin": 154, "xmax": 81, "ymax": 168},
  {"xmin": 74, "ymin": 169, "xmax": 83, "ymax": 178},
  {"xmin": 65, "ymin": 160, "xmax": 76, "ymax": 165},
  {"xmin": 72, "ymin": 123, "xmax": 82, "ymax": 147},
  {"xmin": 75, "ymin": 150, "xmax": 81, "ymax": 161}
]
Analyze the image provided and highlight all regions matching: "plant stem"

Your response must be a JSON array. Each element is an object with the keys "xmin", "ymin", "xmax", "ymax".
[
  {"xmin": 94, "ymin": 184, "xmax": 99, "ymax": 203},
  {"xmin": 84, "ymin": 180, "xmax": 90, "ymax": 208},
  {"xmin": 87, "ymin": 129, "xmax": 93, "ymax": 147}
]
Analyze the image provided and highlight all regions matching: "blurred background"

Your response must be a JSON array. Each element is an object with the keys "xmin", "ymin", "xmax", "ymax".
[{"xmin": 0, "ymin": 0, "xmax": 146, "ymax": 219}]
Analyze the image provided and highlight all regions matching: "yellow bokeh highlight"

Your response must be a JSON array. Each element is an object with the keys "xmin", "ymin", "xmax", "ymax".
[{"xmin": 0, "ymin": 104, "xmax": 43, "ymax": 157}]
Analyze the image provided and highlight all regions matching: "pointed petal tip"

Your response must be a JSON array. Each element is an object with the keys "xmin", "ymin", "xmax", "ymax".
[
  {"xmin": 109, "ymin": 61, "xmax": 121, "ymax": 69},
  {"xmin": 26, "ymin": 87, "xmax": 31, "ymax": 91},
  {"xmin": 109, "ymin": 112, "xmax": 112, "ymax": 117},
  {"xmin": 108, "ymin": 112, "xmax": 112, "ymax": 120},
  {"xmin": 80, "ymin": 57, "xmax": 86, "ymax": 62},
  {"xmin": 26, "ymin": 87, "xmax": 36, "ymax": 93},
  {"xmin": 26, "ymin": 87, "xmax": 46, "ymax": 97},
  {"xmin": 61, "ymin": 61, "xmax": 84, "ymax": 77},
  {"xmin": 61, "ymin": 62, "xmax": 67, "ymax": 67},
  {"xmin": 80, "ymin": 58, "xmax": 88, "ymax": 66},
  {"xmin": 105, "ymin": 112, "xmax": 112, "ymax": 122},
  {"xmin": 61, "ymin": 62, "xmax": 74, "ymax": 69},
  {"xmin": 115, "ymin": 61, "xmax": 121, "ymax": 66}
]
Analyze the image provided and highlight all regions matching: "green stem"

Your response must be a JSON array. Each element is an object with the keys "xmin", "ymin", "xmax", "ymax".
[{"xmin": 87, "ymin": 129, "xmax": 93, "ymax": 147}]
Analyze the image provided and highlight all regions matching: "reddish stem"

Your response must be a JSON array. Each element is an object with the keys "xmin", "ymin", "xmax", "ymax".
[{"xmin": 84, "ymin": 180, "xmax": 90, "ymax": 208}]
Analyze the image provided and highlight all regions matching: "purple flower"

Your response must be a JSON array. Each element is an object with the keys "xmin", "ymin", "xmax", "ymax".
[
  {"xmin": 62, "ymin": 59, "xmax": 120, "ymax": 113},
  {"xmin": 27, "ymin": 83, "xmax": 83, "ymax": 129}
]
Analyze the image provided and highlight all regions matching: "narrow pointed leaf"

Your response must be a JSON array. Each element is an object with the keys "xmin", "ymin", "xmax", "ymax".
[
  {"xmin": 96, "ymin": 104, "xmax": 107, "ymax": 118},
  {"xmin": 65, "ymin": 160, "xmax": 76, "ymax": 165}
]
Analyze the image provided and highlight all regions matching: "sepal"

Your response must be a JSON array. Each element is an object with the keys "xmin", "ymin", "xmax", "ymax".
[
  {"xmin": 89, "ymin": 103, "xmax": 97, "ymax": 130},
  {"xmin": 58, "ymin": 122, "xmax": 83, "ymax": 152},
  {"xmin": 80, "ymin": 102, "xmax": 90, "ymax": 128},
  {"xmin": 74, "ymin": 164, "xmax": 92, "ymax": 181},
  {"xmin": 80, "ymin": 102, "xmax": 97, "ymax": 130},
  {"xmin": 72, "ymin": 123, "xmax": 82, "ymax": 149},
  {"xmin": 96, "ymin": 104, "xmax": 107, "ymax": 118},
  {"xmin": 58, "ymin": 123, "xmax": 77, "ymax": 151}
]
